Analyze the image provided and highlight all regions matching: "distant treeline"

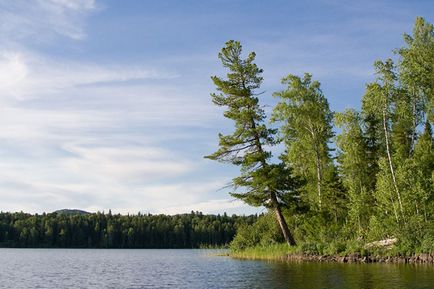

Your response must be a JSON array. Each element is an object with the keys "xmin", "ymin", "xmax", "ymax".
[{"xmin": 0, "ymin": 211, "xmax": 257, "ymax": 248}]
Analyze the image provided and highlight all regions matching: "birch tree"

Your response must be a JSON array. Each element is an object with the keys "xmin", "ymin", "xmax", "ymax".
[
  {"xmin": 397, "ymin": 17, "xmax": 434, "ymax": 153},
  {"xmin": 272, "ymin": 73, "xmax": 334, "ymax": 213},
  {"xmin": 362, "ymin": 59, "xmax": 404, "ymax": 222}
]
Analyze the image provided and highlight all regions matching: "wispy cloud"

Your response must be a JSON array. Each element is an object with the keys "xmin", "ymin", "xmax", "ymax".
[
  {"xmin": 0, "ymin": 0, "xmax": 233, "ymax": 215},
  {"xmin": 0, "ymin": 50, "xmax": 177, "ymax": 101},
  {"xmin": 160, "ymin": 199, "xmax": 252, "ymax": 215},
  {"xmin": 0, "ymin": 0, "xmax": 96, "ymax": 42},
  {"xmin": 0, "ymin": 160, "xmax": 234, "ymax": 214},
  {"xmin": 0, "ymin": 37, "xmax": 223, "ymax": 214},
  {"xmin": 61, "ymin": 145, "xmax": 195, "ymax": 183}
]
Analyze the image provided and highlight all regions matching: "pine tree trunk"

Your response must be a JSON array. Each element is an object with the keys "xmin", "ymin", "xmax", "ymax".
[
  {"xmin": 270, "ymin": 192, "xmax": 296, "ymax": 246},
  {"xmin": 249, "ymin": 115, "xmax": 296, "ymax": 246}
]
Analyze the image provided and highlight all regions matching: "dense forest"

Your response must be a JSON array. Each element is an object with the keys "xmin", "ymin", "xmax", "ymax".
[
  {"xmin": 0, "ymin": 211, "xmax": 257, "ymax": 248},
  {"xmin": 208, "ymin": 17, "xmax": 434, "ymax": 255}
]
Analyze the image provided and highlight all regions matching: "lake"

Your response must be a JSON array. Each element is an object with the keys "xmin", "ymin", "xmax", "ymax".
[{"xmin": 1, "ymin": 249, "xmax": 434, "ymax": 289}]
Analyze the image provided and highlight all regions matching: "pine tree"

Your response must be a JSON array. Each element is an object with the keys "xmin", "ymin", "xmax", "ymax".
[
  {"xmin": 335, "ymin": 109, "xmax": 372, "ymax": 232},
  {"xmin": 206, "ymin": 41, "xmax": 298, "ymax": 246},
  {"xmin": 363, "ymin": 114, "xmax": 383, "ymax": 191},
  {"xmin": 411, "ymin": 121, "xmax": 434, "ymax": 220}
]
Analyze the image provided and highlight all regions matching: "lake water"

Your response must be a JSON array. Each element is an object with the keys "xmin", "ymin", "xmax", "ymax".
[{"xmin": 1, "ymin": 249, "xmax": 434, "ymax": 289}]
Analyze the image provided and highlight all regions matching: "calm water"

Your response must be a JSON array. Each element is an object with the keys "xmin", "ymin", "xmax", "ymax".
[{"xmin": 1, "ymin": 249, "xmax": 434, "ymax": 289}]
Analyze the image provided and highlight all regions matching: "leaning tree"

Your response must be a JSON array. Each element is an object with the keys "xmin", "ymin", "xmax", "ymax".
[{"xmin": 205, "ymin": 40, "xmax": 298, "ymax": 246}]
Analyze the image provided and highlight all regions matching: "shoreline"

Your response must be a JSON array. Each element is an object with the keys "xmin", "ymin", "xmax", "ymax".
[{"xmin": 230, "ymin": 252, "xmax": 434, "ymax": 264}]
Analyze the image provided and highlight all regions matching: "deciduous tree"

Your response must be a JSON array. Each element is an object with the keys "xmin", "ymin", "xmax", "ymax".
[{"xmin": 272, "ymin": 73, "xmax": 335, "ymax": 213}]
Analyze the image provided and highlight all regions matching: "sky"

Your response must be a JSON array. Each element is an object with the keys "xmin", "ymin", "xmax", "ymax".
[{"xmin": 0, "ymin": 0, "xmax": 432, "ymax": 215}]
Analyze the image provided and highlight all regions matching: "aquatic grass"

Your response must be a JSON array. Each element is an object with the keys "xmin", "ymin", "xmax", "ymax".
[{"xmin": 230, "ymin": 243, "xmax": 300, "ymax": 260}]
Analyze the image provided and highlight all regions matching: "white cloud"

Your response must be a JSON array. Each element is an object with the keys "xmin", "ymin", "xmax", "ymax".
[
  {"xmin": 0, "ymin": 106, "xmax": 110, "ymax": 142},
  {"xmin": 0, "ymin": 1, "xmax": 248, "ymax": 215},
  {"xmin": 61, "ymin": 145, "xmax": 195, "ymax": 183},
  {"xmin": 48, "ymin": 0, "xmax": 96, "ymax": 11},
  {"xmin": 0, "ymin": 52, "xmax": 28, "ymax": 95},
  {"xmin": 0, "ymin": 0, "xmax": 96, "ymax": 42},
  {"xmin": 160, "ymin": 199, "xmax": 259, "ymax": 215},
  {"xmin": 0, "ymin": 50, "xmax": 177, "ymax": 101},
  {"xmin": 0, "ymin": 168, "xmax": 236, "ymax": 214},
  {"xmin": 0, "ymin": 48, "xmax": 225, "ymax": 214}
]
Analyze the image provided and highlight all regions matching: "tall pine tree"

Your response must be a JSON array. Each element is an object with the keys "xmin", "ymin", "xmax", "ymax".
[{"xmin": 206, "ymin": 41, "xmax": 298, "ymax": 246}]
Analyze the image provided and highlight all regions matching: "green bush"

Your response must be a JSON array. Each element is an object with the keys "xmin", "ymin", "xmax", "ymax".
[{"xmin": 230, "ymin": 213, "xmax": 283, "ymax": 251}]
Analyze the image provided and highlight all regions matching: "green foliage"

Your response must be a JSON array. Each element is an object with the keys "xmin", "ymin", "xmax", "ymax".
[
  {"xmin": 207, "ymin": 40, "xmax": 299, "ymax": 246},
  {"xmin": 230, "ymin": 213, "xmax": 283, "ymax": 251},
  {"xmin": 335, "ymin": 109, "xmax": 372, "ymax": 231},
  {"xmin": 206, "ymin": 40, "xmax": 293, "ymax": 207},
  {"xmin": 220, "ymin": 17, "xmax": 434, "ymax": 258},
  {"xmin": 291, "ymin": 213, "xmax": 348, "ymax": 253},
  {"xmin": 366, "ymin": 215, "xmax": 395, "ymax": 242},
  {"xmin": 397, "ymin": 17, "xmax": 434, "ymax": 126},
  {"xmin": 374, "ymin": 158, "xmax": 400, "ymax": 222},
  {"xmin": 205, "ymin": 40, "xmax": 274, "ymax": 207},
  {"xmin": 0, "ymin": 211, "xmax": 257, "ymax": 248},
  {"xmin": 392, "ymin": 215, "xmax": 434, "ymax": 255},
  {"xmin": 272, "ymin": 73, "xmax": 335, "ymax": 213}
]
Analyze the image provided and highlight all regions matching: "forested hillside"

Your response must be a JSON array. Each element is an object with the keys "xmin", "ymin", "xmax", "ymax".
[
  {"xmin": 0, "ymin": 211, "xmax": 256, "ymax": 248},
  {"xmin": 208, "ymin": 17, "xmax": 434, "ymax": 255}
]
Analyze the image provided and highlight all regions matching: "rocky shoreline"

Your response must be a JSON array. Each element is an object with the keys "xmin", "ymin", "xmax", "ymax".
[{"xmin": 285, "ymin": 253, "xmax": 434, "ymax": 264}]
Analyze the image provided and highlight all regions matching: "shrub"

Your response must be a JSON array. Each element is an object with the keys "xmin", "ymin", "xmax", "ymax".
[{"xmin": 230, "ymin": 213, "xmax": 283, "ymax": 251}]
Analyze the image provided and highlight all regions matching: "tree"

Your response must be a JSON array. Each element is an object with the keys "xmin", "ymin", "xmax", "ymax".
[
  {"xmin": 410, "ymin": 121, "xmax": 434, "ymax": 220},
  {"xmin": 362, "ymin": 59, "xmax": 404, "ymax": 223},
  {"xmin": 362, "ymin": 113, "xmax": 383, "ymax": 192},
  {"xmin": 205, "ymin": 40, "xmax": 297, "ymax": 246},
  {"xmin": 397, "ymin": 17, "xmax": 434, "ymax": 152},
  {"xmin": 272, "ymin": 73, "xmax": 335, "ymax": 213},
  {"xmin": 335, "ymin": 109, "xmax": 372, "ymax": 232},
  {"xmin": 0, "ymin": 211, "xmax": 254, "ymax": 248}
]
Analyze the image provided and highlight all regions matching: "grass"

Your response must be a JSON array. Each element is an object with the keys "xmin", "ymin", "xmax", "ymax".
[
  {"xmin": 198, "ymin": 243, "xmax": 229, "ymax": 249},
  {"xmin": 230, "ymin": 243, "xmax": 299, "ymax": 260},
  {"xmin": 228, "ymin": 240, "xmax": 434, "ymax": 263}
]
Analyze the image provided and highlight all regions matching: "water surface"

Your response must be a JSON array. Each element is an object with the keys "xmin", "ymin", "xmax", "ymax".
[{"xmin": 0, "ymin": 249, "xmax": 433, "ymax": 289}]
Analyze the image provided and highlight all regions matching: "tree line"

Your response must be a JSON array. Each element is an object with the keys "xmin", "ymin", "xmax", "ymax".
[
  {"xmin": 208, "ymin": 17, "xmax": 433, "ymax": 253},
  {"xmin": 0, "ymin": 211, "xmax": 257, "ymax": 248}
]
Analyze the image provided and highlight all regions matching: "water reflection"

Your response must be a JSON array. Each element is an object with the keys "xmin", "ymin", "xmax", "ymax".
[
  {"xmin": 263, "ymin": 260, "xmax": 434, "ymax": 289},
  {"xmin": 0, "ymin": 249, "xmax": 433, "ymax": 289}
]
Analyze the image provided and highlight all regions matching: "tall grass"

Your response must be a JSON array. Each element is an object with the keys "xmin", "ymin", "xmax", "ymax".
[{"xmin": 230, "ymin": 243, "xmax": 300, "ymax": 260}]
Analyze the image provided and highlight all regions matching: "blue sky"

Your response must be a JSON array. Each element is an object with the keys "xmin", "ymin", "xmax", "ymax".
[{"xmin": 0, "ymin": 0, "xmax": 432, "ymax": 215}]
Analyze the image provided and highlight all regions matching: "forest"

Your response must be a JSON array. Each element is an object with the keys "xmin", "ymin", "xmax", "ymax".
[
  {"xmin": 0, "ymin": 211, "xmax": 256, "ymax": 248},
  {"xmin": 208, "ymin": 17, "xmax": 434, "ymax": 256}
]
